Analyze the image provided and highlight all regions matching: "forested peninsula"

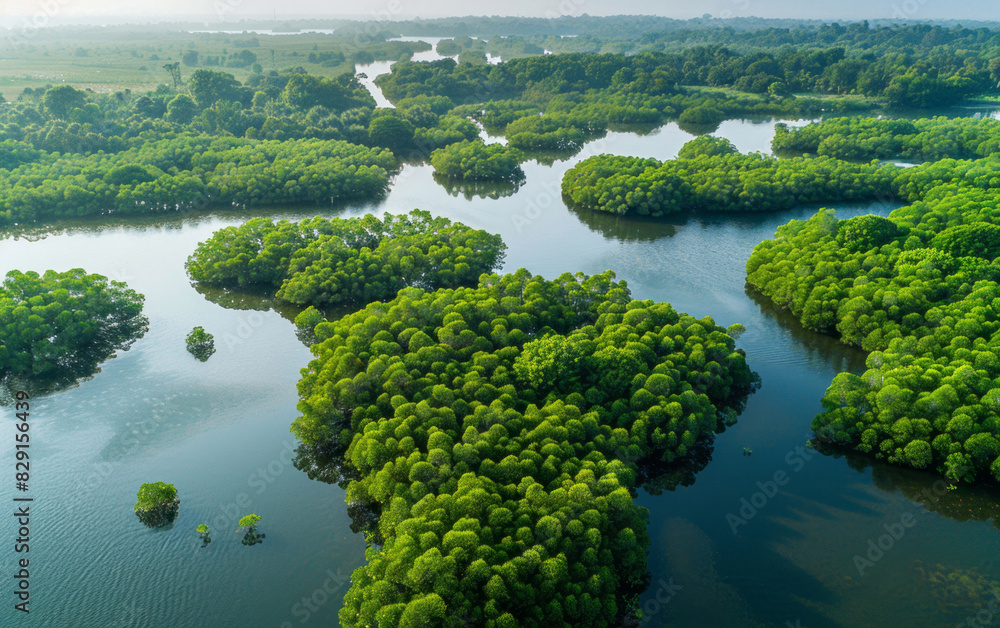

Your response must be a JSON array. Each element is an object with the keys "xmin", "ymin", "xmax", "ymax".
[
  {"xmin": 747, "ymin": 167, "xmax": 1000, "ymax": 483},
  {"xmin": 292, "ymin": 269, "xmax": 757, "ymax": 625},
  {"xmin": 0, "ymin": 269, "xmax": 148, "ymax": 395}
]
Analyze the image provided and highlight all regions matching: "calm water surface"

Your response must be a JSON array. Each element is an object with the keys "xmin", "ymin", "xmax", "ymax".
[{"xmin": 3, "ymin": 116, "xmax": 999, "ymax": 628}]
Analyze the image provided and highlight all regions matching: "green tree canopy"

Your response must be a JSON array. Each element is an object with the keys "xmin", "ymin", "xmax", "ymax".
[
  {"xmin": 0, "ymin": 269, "xmax": 148, "ymax": 394},
  {"xmin": 290, "ymin": 269, "xmax": 757, "ymax": 626}
]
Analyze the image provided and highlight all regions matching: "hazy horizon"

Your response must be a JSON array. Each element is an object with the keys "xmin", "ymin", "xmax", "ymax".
[{"xmin": 0, "ymin": 0, "xmax": 996, "ymax": 26}]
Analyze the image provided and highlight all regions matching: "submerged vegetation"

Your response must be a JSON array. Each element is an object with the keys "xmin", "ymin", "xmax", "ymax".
[
  {"xmin": 197, "ymin": 524, "xmax": 212, "ymax": 547},
  {"xmin": 291, "ymin": 269, "xmax": 757, "ymax": 625}
]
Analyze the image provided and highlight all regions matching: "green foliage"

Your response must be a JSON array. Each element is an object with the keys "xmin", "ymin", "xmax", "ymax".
[
  {"xmin": 836, "ymin": 214, "xmax": 905, "ymax": 252},
  {"xmin": 165, "ymin": 94, "xmax": 198, "ymax": 124},
  {"xmin": 188, "ymin": 69, "xmax": 247, "ymax": 107},
  {"xmin": 676, "ymin": 135, "xmax": 737, "ymax": 159},
  {"xmin": 0, "ymin": 136, "xmax": 395, "ymax": 227},
  {"xmin": 931, "ymin": 223, "xmax": 1000, "ymax": 260},
  {"xmin": 197, "ymin": 522, "xmax": 212, "ymax": 546},
  {"xmin": 294, "ymin": 306, "xmax": 324, "ymax": 331},
  {"xmin": 561, "ymin": 145, "xmax": 894, "ymax": 218},
  {"xmin": 677, "ymin": 105, "xmax": 724, "ymax": 126},
  {"xmin": 0, "ymin": 269, "xmax": 148, "ymax": 393},
  {"xmin": 43, "ymin": 85, "xmax": 87, "ymax": 119},
  {"xmin": 238, "ymin": 513, "xmax": 264, "ymax": 545},
  {"xmin": 135, "ymin": 481, "xmax": 177, "ymax": 511},
  {"xmin": 187, "ymin": 210, "xmax": 506, "ymax": 309},
  {"xmin": 283, "ymin": 73, "xmax": 373, "ymax": 111},
  {"xmin": 368, "ymin": 111, "xmax": 416, "ymax": 152},
  {"xmin": 458, "ymin": 50, "xmax": 489, "ymax": 66},
  {"xmin": 134, "ymin": 481, "xmax": 179, "ymax": 528},
  {"xmin": 293, "ymin": 269, "xmax": 757, "ymax": 626},
  {"xmin": 429, "ymin": 140, "xmax": 524, "ymax": 183},
  {"xmin": 186, "ymin": 326, "xmax": 215, "ymax": 362},
  {"xmin": 0, "ymin": 140, "xmax": 42, "ymax": 170},
  {"xmin": 238, "ymin": 514, "xmax": 261, "ymax": 529},
  {"xmin": 772, "ymin": 116, "xmax": 1000, "ymax": 162},
  {"xmin": 747, "ymin": 170, "xmax": 1000, "ymax": 482},
  {"xmin": 376, "ymin": 51, "xmax": 873, "ymax": 159}
]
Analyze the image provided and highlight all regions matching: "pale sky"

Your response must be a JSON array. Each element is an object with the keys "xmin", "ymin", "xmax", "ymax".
[{"xmin": 0, "ymin": 0, "xmax": 997, "ymax": 22}]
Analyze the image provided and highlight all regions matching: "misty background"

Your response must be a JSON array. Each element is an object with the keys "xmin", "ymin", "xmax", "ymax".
[{"xmin": 0, "ymin": 0, "xmax": 995, "ymax": 26}]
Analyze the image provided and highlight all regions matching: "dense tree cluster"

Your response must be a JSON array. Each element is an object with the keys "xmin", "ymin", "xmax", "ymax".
[
  {"xmin": 746, "ymin": 175, "xmax": 1000, "ymax": 482},
  {"xmin": 561, "ymin": 142, "xmax": 894, "ymax": 217},
  {"xmin": 429, "ymin": 140, "xmax": 525, "ymax": 183},
  {"xmin": 187, "ymin": 210, "xmax": 506, "ymax": 309},
  {"xmin": 290, "ymin": 269, "xmax": 757, "ymax": 626},
  {"xmin": 0, "ymin": 136, "xmax": 395, "ymax": 226},
  {"xmin": 0, "ymin": 269, "xmax": 148, "ymax": 394},
  {"xmin": 772, "ymin": 116, "xmax": 1000, "ymax": 162}
]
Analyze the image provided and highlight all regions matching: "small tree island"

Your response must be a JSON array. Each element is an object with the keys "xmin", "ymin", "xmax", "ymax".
[
  {"xmin": 185, "ymin": 326, "xmax": 216, "ymax": 361},
  {"xmin": 134, "ymin": 482, "xmax": 180, "ymax": 528},
  {"xmin": 237, "ymin": 514, "xmax": 264, "ymax": 546},
  {"xmin": 429, "ymin": 139, "xmax": 525, "ymax": 183},
  {"xmin": 197, "ymin": 524, "xmax": 211, "ymax": 547}
]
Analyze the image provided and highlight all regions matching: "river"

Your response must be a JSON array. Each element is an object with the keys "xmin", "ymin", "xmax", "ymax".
[{"xmin": 3, "ymin": 115, "xmax": 1000, "ymax": 628}]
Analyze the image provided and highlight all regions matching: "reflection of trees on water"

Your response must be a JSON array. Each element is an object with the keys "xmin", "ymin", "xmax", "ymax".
[
  {"xmin": 192, "ymin": 282, "xmax": 307, "ymax": 322},
  {"xmin": 293, "ymin": 437, "xmax": 383, "ymax": 542},
  {"xmin": 431, "ymin": 172, "xmax": 523, "ymax": 200},
  {"xmin": 636, "ymin": 438, "xmax": 715, "ymax": 496},
  {"xmin": 675, "ymin": 120, "xmax": 721, "ymax": 136},
  {"xmin": 820, "ymin": 444, "xmax": 1000, "ymax": 529},
  {"xmin": 636, "ymin": 381, "xmax": 758, "ymax": 495},
  {"xmin": 1, "ymin": 318, "xmax": 148, "ymax": 401},
  {"xmin": 0, "ymin": 197, "xmax": 380, "ymax": 242},
  {"xmin": 522, "ymin": 147, "xmax": 583, "ymax": 166},
  {"xmin": 135, "ymin": 499, "xmax": 180, "ymax": 529},
  {"xmin": 605, "ymin": 121, "xmax": 664, "ymax": 136},
  {"xmin": 564, "ymin": 202, "xmax": 680, "ymax": 243},
  {"xmin": 744, "ymin": 285, "xmax": 869, "ymax": 375},
  {"xmin": 193, "ymin": 282, "xmax": 277, "ymax": 311},
  {"xmin": 192, "ymin": 274, "xmax": 360, "ymax": 333}
]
